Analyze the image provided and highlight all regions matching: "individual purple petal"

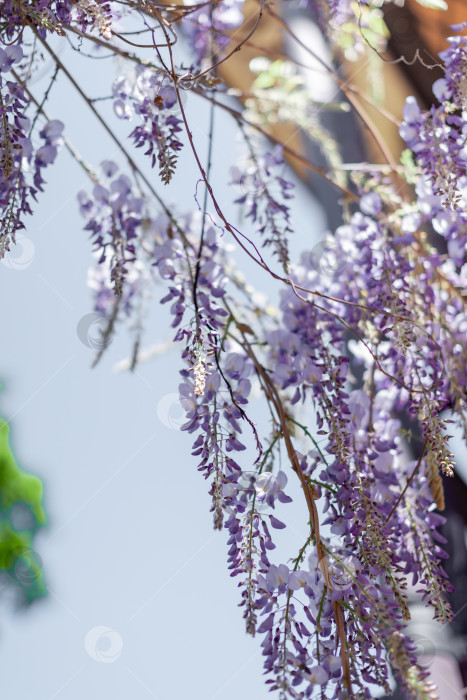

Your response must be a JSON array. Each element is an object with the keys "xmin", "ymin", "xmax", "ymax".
[
  {"xmin": 269, "ymin": 515, "xmax": 286, "ymax": 530},
  {"xmin": 257, "ymin": 613, "xmax": 275, "ymax": 634}
]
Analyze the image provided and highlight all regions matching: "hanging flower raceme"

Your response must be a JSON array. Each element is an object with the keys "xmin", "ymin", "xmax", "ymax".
[
  {"xmin": 235, "ymin": 195, "xmax": 456, "ymax": 697},
  {"xmin": 0, "ymin": 0, "xmax": 118, "ymax": 43},
  {"xmin": 77, "ymin": 162, "xmax": 143, "ymax": 295},
  {"xmin": 0, "ymin": 46, "xmax": 63, "ymax": 258},
  {"xmin": 113, "ymin": 67, "xmax": 183, "ymax": 185},
  {"xmin": 150, "ymin": 209, "xmax": 299, "ymax": 640},
  {"xmin": 182, "ymin": 0, "xmax": 246, "ymax": 65},
  {"xmin": 0, "ymin": 1, "xmax": 85, "ymax": 43},
  {"xmin": 267, "ymin": 253, "xmax": 351, "ymax": 463},
  {"xmin": 313, "ymin": 198, "xmax": 463, "ymax": 480},
  {"xmin": 231, "ymin": 141, "xmax": 295, "ymax": 273},
  {"xmin": 438, "ymin": 26, "xmax": 467, "ymax": 109},
  {"xmin": 400, "ymin": 27, "xmax": 467, "ymax": 267}
]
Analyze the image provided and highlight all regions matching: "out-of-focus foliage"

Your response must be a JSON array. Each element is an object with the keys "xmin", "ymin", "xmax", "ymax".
[{"xmin": 0, "ymin": 404, "xmax": 46, "ymax": 603}]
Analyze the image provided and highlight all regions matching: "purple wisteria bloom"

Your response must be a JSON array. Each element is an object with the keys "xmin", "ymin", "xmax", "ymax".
[
  {"xmin": 182, "ymin": 0, "xmax": 246, "ymax": 64},
  {"xmin": 400, "ymin": 27, "xmax": 467, "ymax": 265},
  {"xmin": 112, "ymin": 67, "xmax": 183, "ymax": 184},
  {"xmin": 231, "ymin": 142, "xmax": 295, "ymax": 272},
  {"xmin": 77, "ymin": 163, "xmax": 142, "ymax": 295},
  {"xmin": 0, "ymin": 55, "xmax": 63, "ymax": 257}
]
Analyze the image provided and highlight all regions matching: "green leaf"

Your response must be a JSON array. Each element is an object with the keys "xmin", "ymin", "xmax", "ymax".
[
  {"xmin": 0, "ymin": 420, "xmax": 46, "ymax": 524},
  {"xmin": 0, "ymin": 414, "xmax": 47, "ymax": 602}
]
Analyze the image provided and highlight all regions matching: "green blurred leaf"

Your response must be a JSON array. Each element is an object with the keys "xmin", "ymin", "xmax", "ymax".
[
  {"xmin": 0, "ymin": 420, "xmax": 46, "ymax": 524},
  {"xmin": 0, "ymin": 412, "xmax": 47, "ymax": 602}
]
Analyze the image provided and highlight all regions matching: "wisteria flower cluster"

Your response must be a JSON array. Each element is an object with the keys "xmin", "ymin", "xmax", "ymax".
[
  {"xmin": 2, "ymin": 0, "xmax": 467, "ymax": 698},
  {"xmin": 182, "ymin": 0, "xmax": 246, "ymax": 64},
  {"xmin": 113, "ymin": 67, "xmax": 183, "ymax": 184},
  {"xmin": 400, "ymin": 29, "xmax": 467, "ymax": 266},
  {"xmin": 231, "ymin": 141, "xmax": 295, "ymax": 271},
  {"xmin": 0, "ymin": 44, "xmax": 63, "ymax": 257}
]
